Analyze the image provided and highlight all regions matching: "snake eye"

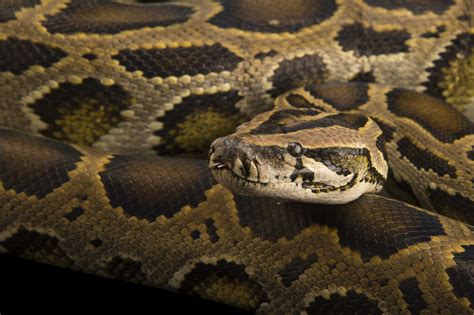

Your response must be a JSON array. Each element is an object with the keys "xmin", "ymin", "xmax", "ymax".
[{"xmin": 287, "ymin": 142, "xmax": 304, "ymax": 157}]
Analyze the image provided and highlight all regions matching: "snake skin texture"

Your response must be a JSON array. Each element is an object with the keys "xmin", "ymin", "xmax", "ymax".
[
  {"xmin": 0, "ymin": 128, "xmax": 474, "ymax": 314},
  {"xmin": 0, "ymin": 0, "xmax": 474, "ymax": 313}
]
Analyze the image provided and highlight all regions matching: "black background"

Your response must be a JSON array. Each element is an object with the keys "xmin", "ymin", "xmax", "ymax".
[{"xmin": 0, "ymin": 255, "xmax": 250, "ymax": 314}]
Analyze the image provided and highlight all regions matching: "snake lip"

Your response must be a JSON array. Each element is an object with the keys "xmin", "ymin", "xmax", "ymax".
[
  {"xmin": 215, "ymin": 163, "xmax": 227, "ymax": 169},
  {"xmin": 210, "ymin": 162, "xmax": 228, "ymax": 170},
  {"xmin": 208, "ymin": 154, "xmax": 233, "ymax": 170},
  {"xmin": 216, "ymin": 166, "xmax": 268, "ymax": 187},
  {"xmin": 210, "ymin": 158, "xmax": 264, "ymax": 185}
]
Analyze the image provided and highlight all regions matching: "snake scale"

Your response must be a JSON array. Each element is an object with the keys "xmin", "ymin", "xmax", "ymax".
[{"xmin": 0, "ymin": 0, "xmax": 474, "ymax": 313}]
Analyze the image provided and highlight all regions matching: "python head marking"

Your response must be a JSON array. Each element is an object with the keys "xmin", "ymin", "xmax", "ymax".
[{"xmin": 209, "ymin": 106, "xmax": 388, "ymax": 204}]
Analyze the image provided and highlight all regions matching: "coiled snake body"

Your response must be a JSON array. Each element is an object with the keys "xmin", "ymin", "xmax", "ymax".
[{"xmin": 0, "ymin": 0, "xmax": 474, "ymax": 313}]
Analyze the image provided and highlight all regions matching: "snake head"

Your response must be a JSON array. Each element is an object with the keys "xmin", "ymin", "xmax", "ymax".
[{"xmin": 208, "ymin": 106, "xmax": 388, "ymax": 204}]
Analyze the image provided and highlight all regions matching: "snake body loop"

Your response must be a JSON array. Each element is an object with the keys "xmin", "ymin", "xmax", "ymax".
[{"xmin": 0, "ymin": 0, "xmax": 473, "ymax": 313}]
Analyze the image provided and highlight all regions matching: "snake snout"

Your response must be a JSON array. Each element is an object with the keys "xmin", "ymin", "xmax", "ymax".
[
  {"xmin": 209, "ymin": 137, "xmax": 240, "ymax": 174},
  {"xmin": 209, "ymin": 137, "xmax": 235, "ymax": 170},
  {"xmin": 209, "ymin": 136, "xmax": 262, "ymax": 181}
]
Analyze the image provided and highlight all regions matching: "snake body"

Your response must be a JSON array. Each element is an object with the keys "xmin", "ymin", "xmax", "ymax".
[{"xmin": 1, "ymin": 0, "xmax": 474, "ymax": 313}]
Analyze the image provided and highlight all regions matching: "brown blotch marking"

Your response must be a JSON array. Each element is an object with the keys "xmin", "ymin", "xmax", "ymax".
[
  {"xmin": 306, "ymin": 83, "xmax": 369, "ymax": 110},
  {"xmin": 42, "ymin": 0, "xmax": 194, "ymax": 34},
  {"xmin": 234, "ymin": 194, "xmax": 446, "ymax": 261},
  {"xmin": 82, "ymin": 53, "xmax": 97, "ymax": 61},
  {"xmin": 423, "ymin": 33, "xmax": 473, "ymax": 100},
  {"xmin": 384, "ymin": 171, "xmax": 421, "ymax": 208},
  {"xmin": 399, "ymin": 278, "xmax": 428, "ymax": 314},
  {"xmin": 208, "ymin": 0, "xmax": 337, "ymax": 33},
  {"xmin": 31, "ymin": 78, "xmax": 132, "ymax": 146},
  {"xmin": 305, "ymin": 290, "xmax": 382, "ymax": 314},
  {"xmin": 114, "ymin": 43, "xmax": 243, "ymax": 78},
  {"xmin": 204, "ymin": 218, "xmax": 219, "ymax": 243},
  {"xmin": 446, "ymin": 245, "xmax": 474, "ymax": 305},
  {"xmin": 0, "ymin": 37, "xmax": 67, "ymax": 75},
  {"xmin": 427, "ymin": 188, "xmax": 474, "ymax": 225},
  {"xmin": 250, "ymin": 111, "xmax": 367, "ymax": 135},
  {"xmin": 386, "ymin": 88, "xmax": 474, "ymax": 143},
  {"xmin": 372, "ymin": 118, "xmax": 396, "ymax": 142},
  {"xmin": 270, "ymin": 54, "xmax": 328, "ymax": 97},
  {"xmin": 105, "ymin": 256, "xmax": 147, "ymax": 283},
  {"xmin": 258, "ymin": 108, "xmax": 320, "ymax": 124},
  {"xmin": 468, "ymin": 146, "xmax": 474, "ymax": 161},
  {"xmin": 285, "ymin": 93, "xmax": 325, "ymax": 110},
  {"xmin": 249, "ymin": 108, "xmax": 320, "ymax": 135},
  {"xmin": 1, "ymin": 228, "xmax": 73, "ymax": 268},
  {"xmin": 350, "ymin": 71, "xmax": 376, "ymax": 83},
  {"xmin": 64, "ymin": 206, "xmax": 85, "ymax": 222},
  {"xmin": 89, "ymin": 238, "xmax": 103, "ymax": 248},
  {"xmin": 375, "ymin": 134, "xmax": 388, "ymax": 162},
  {"xmin": 363, "ymin": 0, "xmax": 454, "ymax": 15},
  {"xmin": 279, "ymin": 253, "xmax": 318, "ymax": 287},
  {"xmin": 0, "ymin": 0, "xmax": 41, "ymax": 23},
  {"xmin": 179, "ymin": 259, "xmax": 269, "ymax": 310},
  {"xmin": 421, "ymin": 25, "xmax": 446, "ymax": 39},
  {"xmin": 336, "ymin": 23, "xmax": 410, "ymax": 56},
  {"xmin": 254, "ymin": 50, "xmax": 277, "ymax": 60},
  {"xmin": 322, "ymin": 113, "xmax": 369, "ymax": 130},
  {"xmin": 190, "ymin": 229, "xmax": 201, "ymax": 240},
  {"xmin": 458, "ymin": 14, "xmax": 470, "ymax": 22},
  {"xmin": 397, "ymin": 137, "xmax": 457, "ymax": 178},
  {"xmin": 0, "ymin": 128, "xmax": 82, "ymax": 198},
  {"xmin": 99, "ymin": 156, "xmax": 215, "ymax": 222},
  {"xmin": 153, "ymin": 91, "xmax": 243, "ymax": 154},
  {"xmin": 379, "ymin": 277, "xmax": 389, "ymax": 287}
]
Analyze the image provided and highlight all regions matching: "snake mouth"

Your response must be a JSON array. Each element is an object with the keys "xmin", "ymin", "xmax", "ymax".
[
  {"xmin": 210, "ymin": 164, "xmax": 359, "ymax": 205},
  {"xmin": 211, "ymin": 164, "xmax": 287, "ymax": 201},
  {"xmin": 210, "ymin": 157, "xmax": 350, "ymax": 195},
  {"xmin": 212, "ymin": 164, "xmax": 377, "ymax": 204},
  {"xmin": 209, "ymin": 147, "xmax": 353, "ymax": 195},
  {"xmin": 209, "ymin": 158, "xmax": 266, "ymax": 185},
  {"xmin": 210, "ymin": 154, "xmax": 374, "ymax": 205}
]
